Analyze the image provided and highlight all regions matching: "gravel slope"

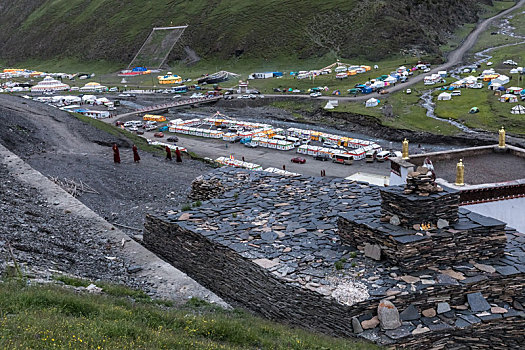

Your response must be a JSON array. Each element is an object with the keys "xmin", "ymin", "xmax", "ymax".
[{"xmin": 0, "ymin": 95, "xmax": 211, "ymax": 235}]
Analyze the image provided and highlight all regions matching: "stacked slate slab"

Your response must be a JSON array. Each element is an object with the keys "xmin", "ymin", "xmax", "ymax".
[
  {"xmin": 143, "ymin": 167, "xmax": 525, "ymax": 348},
  {"xmin": 338, "ymin": 205, "xmax": 508, "ymax": 271},
  {"xmin": 380, "ymin": 185, "xmax": 460, "ymax": 228}
]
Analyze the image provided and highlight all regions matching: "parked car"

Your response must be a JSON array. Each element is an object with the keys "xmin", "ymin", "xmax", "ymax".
[
  {"xmin": 231, "ymin": 136, "xmax": 243, "ymax": 143},
  {"xmin": 291, "ymin": 157, "xmax": 306, "ymax": 164},
  {"xmin": 451, "ymin": 90, "xmax": 461, "ymax": 96},
  {"xmin": 423, "ymin": 68, "xmax": 431, "ymax": 73},
  {"xmin": 323, "ymin": 141, "xmax": 334, "ymax": 147},
  {"xmin": 159, "ymin": 126, "xmax": 169, "ymax": 132},
  {"xmin": 244, "ymin": 142, "xmax": 258, "ymax": 148},
  {"xmin": 129, "ymin": 126, "xmax": 138, "ymax": 131},
  {"xmin": 167, "ymin": 136, "xmax": 179, "ymax": 142},
  {"xmin": 135, "ymin": 130, "xmax": 144, "ymax": 135},
  {"xmin": 154, "ymin": 132, "xmax": 164, "ymax": 138},
  {"xmin": 379, "ymin": 89, "xmax": 389, "ymax": 95},
  {"xmin": 310, "ymin": 92, "xmax": 322, "ymax": 98},
  {"xmin": 314, "ymin": 154, "xmax": 331, "ymax": 161},
  {"xmin": 406, "ymin": 89, "xmax": 412, "ymax": 94},
  {"xmin": 115, "ymin": 121, "xmax": 124, "ymax": 126}
]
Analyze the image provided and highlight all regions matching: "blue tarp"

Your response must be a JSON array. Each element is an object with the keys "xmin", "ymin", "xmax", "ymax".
[
  {"xmin": 132, "ymin": 67, "xmax": 147, "ymax": 72},
  {"xmin": 273, "ymin": 72, "xmax": 283, "ymax": 77},
  {"xmin": 361, "ymin": 86, "xmax": 373, "ymax": 94}
]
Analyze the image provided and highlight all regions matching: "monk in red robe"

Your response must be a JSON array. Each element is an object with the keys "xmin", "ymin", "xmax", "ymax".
[
  {"xmin": 132, "ymin": 144, "xmax": 140, "ymax": 163},
  {"xmin": 112, "ymin": 143, "xmax": 120, "ymax": 164},
  {"xmin": 175, "ymin": 147, "xmax": 182, "ymax": 163},
  {"xmin": 165, "ymin": 146, "xmax": 172, "ymax": 160}
]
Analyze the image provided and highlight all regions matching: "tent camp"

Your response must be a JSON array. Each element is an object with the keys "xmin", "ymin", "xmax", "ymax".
[
  {"xmin": 365, "ymin": 98, "xmax": 379, "ymax": 107},
  {"xmin": 499, "ymin": 94, "xmax": 518, "ymax": 103},
  {"xmin": 469, "ymin": 107, "xmax": 479, "ymax": 114},
  {"xmin": 511, "ymin": 105, "xmax": 525, "ymax": 114},
  {"xmin": 438, "ymin": 92, "xmax": 452, "ymax": 101}
]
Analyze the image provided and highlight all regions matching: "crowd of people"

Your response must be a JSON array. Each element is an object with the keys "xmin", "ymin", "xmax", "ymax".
[{"xmin": 112, "ymin": 143, "xmax": 182, "ymax": 164}]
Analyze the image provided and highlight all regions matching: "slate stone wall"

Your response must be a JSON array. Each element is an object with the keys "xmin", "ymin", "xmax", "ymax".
[
  {"xmin": 338, "ymin": 215, "xmax": 507, "ymax": 271},
  {"xmin": 398, "ymin": 316, "xmax": 524, "ymax": 349},
  {"xmin": 380, "ymin": 186, "xmax": 460, "ymax": 227},
  {"xmin": 144, "ymin": 214, "xmax": 524, "ymax": 346}
]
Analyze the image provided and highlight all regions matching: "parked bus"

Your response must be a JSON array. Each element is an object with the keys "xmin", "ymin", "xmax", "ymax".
[
  {"xmin": 173, "ymin": 85, "xmax": 188, "ymax": 93},
  {"xmin": 332, "ymin": 153, "xmax": 354, "ymax": 165},
  {"xmin": 365, "ymin": 150, "xmax": 377, "ymax": 163}
]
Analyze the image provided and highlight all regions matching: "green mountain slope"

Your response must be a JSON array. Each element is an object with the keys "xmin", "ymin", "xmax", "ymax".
[{"xmin": 0, "ymin": 0, "xmax": 497, "ymax": 65}]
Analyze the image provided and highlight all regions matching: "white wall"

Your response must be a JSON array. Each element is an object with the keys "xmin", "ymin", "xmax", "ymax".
[{"xmin": 465, "ymin": 197, "xmax": 525, "ymax": 233}]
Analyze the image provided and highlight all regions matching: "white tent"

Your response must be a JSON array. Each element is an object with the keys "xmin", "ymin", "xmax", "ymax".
[
  {"xmin": 438, "ymin": 92, "xmax": 452, "ymax": 101},
  {"xmin": 324, "ymin": 101, "xmax": 335, "ymax": 110},
  {"xmin": 384, "ymin": 76, "xmax": 397, "ymax": 84},
  {"xmin": 492, "ymin": 75, "xmax": 510, "ymax": 85},
  {"xmin": 510, "ymin": 68, "xmax": 519, "ymax": 74},
  {"xmin": 511, "ymin": 105, "xmax": 525, "ymax": 114},
  {"xmin": 499, "ymin": 94, "xmax": 518, "ymax": 103},
  {"xmin": 82, "ymin": 95, "xmax": 97, "ymax": 102},
  {"xmin": 365, "ymin": 98, "xmax": 379, "ymax": 107},
  {"xmin": 329, "ymin": 100, "xmax": 339, "ymax": 107},
  {"xmin": 489, "ymin": 82, "xmax": 501, "ymax": 90}
]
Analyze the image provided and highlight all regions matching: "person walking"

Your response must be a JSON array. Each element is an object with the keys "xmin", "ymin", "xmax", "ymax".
[
  {"xmin": 175, "ymin": 147, "xmax": 182, "ymax": 163},
  {"xmin": 165, "ymin": 146, "xmax": 172, "ymax": 161},
  {"xmin": 112, "ymin": 143, "xmax": 120, "ymax": 164},
  {"xmin": 132, "ymin": 144, "xmax": 140, "ymax": 163}
]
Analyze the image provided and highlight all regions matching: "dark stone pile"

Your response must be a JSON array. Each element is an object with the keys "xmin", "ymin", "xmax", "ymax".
[
  {"xmin": 380, "ymin": 185, "xmax": 460, "ymax": 228},
  {"xmin": 404, "ymin": 167, "xmax": 441, "ymax": 196},
  {"xmin": 188, "ymin": 175, "xmax": 226, "ymax": 201},
  {"xmin": 338, "ymin": 207, "xmax": 508, "ymax": 271},
  {"xmin": 143, "ymin": 168, "xmax": 525, "ymax": 348}
]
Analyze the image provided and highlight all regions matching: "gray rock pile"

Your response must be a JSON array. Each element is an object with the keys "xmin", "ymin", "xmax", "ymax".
[
  {"xmin": 380, "ymin": 184, "xmax": 460, "ymax": 228},
  {"xmin": 189, "ymin": 175, "xmax": 225, "ymax": 201}
]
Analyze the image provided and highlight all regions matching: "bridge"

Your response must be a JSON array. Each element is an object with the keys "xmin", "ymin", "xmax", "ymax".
[{"xmin": 115, "ymin": 96, "xmax": 222, "ymax": 119}]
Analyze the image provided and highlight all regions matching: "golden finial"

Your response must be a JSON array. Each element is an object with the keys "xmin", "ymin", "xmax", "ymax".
[
  {"xmin": 455, "ymin": 159, "xmax": 465, "ymax": 186},
  {"xmin": 498, "ymin": 126, "xmax": 506, "ymax": 148},
  {"xmin": 402, "ymin": 138, "xmax": 409, "ymax": 159}
]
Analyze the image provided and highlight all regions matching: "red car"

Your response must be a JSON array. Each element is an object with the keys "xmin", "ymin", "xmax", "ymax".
[
  {"xmin": 153, "ymin": 132, "xmax": 164, "ymax": 138},
  {"xmin": 291, "ymin": 157, "xmax": 306, "ymax": 164}
]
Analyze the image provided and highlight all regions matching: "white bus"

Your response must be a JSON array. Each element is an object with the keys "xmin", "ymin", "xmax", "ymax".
[{"xmin": 332, "ymin": 153, "xmax": 354, "ymax": 165}]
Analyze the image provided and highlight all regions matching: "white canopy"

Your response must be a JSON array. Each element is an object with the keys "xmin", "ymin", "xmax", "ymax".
[
  {"xmin": 365, "ymin": 98, "xmax": 379, "ymax": 107},
  {"xmin": 81, "ymin": 95, "xmax": 97, "ymax": 101},
  {"xmin": 511, "ymin": 105, "xmax": 525, "ymax": 114},
  {"xmin": 438, "ymin": 92, "xmax": 452, "ymax": 100},
  {"xmin": 324, "ymin": 101, "xmax": 335, "ymax": 110}
]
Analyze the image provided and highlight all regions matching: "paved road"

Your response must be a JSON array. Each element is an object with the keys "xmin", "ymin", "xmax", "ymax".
[{"xmin": 137, "ymin": 129, "xmax": 391, "ymax": 179}]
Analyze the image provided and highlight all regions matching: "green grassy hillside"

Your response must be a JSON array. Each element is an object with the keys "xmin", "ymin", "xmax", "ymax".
[
  {"xmin": 0, "ymin": 279, "xmax": 377, "ymax": 349},
  {"xmin": 0, "ymin": 0, "xmax": 500, "ymax": 66}
]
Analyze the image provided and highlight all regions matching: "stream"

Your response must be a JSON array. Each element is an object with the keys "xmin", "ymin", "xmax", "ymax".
[{"xmin": 420, "ymin": 10, "xmax": 525, "ymax": 132}]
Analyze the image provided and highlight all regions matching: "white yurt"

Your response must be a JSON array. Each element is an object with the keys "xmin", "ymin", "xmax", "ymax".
[
  {"xmin": 437, "ymin": 92, "xmax": 452, "ymax": 101},
  {"xmin": 511, "ymin": 105, "xmax": 525, "ymax": 114},
  {"xmin": 31, "ymin": 76, "xmax": 70, "ymax": 92},
  {"xmin": 365, "ymin": 98, "xmax": 379, "ymax": 107}
]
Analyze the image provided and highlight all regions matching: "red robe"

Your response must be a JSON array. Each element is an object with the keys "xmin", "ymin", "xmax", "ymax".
[
  {"xmin": 175, "ymin": 148, "xmax": 182, "ymax": 163},
  {"xmin": 132, "ymin": 145, "xmax": 140, "ymax": 163},
  {"xmin": 165, "ymin": 146, "xmax": 172, "ymax": 160},
  {"xmin": 112, "ymin": 144, "xmax": 120, "ymax": 164}
]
